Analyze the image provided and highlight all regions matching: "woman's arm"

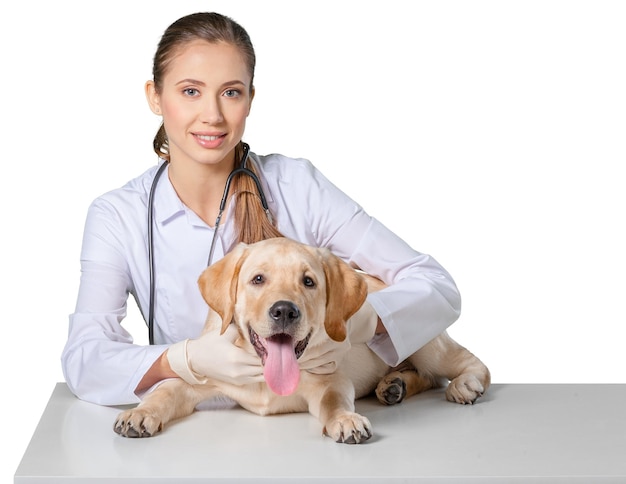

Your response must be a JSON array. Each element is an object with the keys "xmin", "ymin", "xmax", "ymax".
[
  {"xmin": 62, "ymin": 198, "xmax": 171, "ymax": 405},
  {"xmin": 134, "ymin": 351, "xmax": 178, "ymax": 394},
  {"xmin": 335, "ymin": 216, "xmax": 462, "ymax": 366},
  {"xmin": 270, "ymin": 157, "xmax": 461, "ymax": 366}
]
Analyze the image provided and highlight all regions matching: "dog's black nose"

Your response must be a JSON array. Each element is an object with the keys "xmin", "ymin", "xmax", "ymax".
[{"xmin": 269, "ymin": 301, "xmax": 300, "ymax": 326}]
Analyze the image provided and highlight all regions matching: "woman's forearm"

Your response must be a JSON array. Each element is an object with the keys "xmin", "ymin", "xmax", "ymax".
[{"xmin": 135, "ymin": 350, "xmax": 179, "ymax": 394}]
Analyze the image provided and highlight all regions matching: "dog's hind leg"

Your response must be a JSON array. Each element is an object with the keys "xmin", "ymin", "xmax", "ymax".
[
  {"xmin": 408, "ymin": 331, "xmax": 491, "ymax": 405},
  {"xmin": 375, "ymin": 361, "xmax": 441, "ymax": 405}
]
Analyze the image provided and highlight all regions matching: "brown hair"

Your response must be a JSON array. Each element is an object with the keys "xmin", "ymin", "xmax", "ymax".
[{"xmin": 151, "ymin": 12, "xmax": 282, "ymax": 244}]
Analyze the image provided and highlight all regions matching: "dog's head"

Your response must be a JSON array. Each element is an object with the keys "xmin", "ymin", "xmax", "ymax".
[{"xmin": 197, "ymin": 237, "xmax": 368, "ymax": 395}]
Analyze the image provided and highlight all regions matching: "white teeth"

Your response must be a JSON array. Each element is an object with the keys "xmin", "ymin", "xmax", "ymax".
[{"xmin": 197, "ymin": 135, "xmax": 220, "ymax": 141}]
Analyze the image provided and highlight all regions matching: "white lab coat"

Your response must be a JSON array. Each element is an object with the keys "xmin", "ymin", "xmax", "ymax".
[{"xmin": 61, "ymin": 153, "xmax": 461, "ymax": 405}]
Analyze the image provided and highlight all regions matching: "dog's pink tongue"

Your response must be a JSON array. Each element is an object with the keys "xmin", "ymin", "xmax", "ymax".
[{"xmin": 263, "ymin": 334, "xmax": 300, "ymax": 396}]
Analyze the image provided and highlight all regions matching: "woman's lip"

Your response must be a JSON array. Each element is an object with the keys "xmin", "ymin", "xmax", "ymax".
[{"xmin": 193, "ymin": 132, "xmax": 226, "ymax": 149}]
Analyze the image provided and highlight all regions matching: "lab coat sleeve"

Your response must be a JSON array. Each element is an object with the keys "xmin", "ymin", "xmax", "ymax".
[
  {"xmin": 290, "ymin": 160, "xmax": 462, "ymax": 366},
  {"xmin": 350, "ymin": 218, "xmax": 461, "ymax": 366},
  {"xmin": 61, "ymin": 199, "xmax": 165, "ymax": 405}
]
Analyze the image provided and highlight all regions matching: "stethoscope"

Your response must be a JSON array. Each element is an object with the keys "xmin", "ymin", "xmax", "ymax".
[{"xmin": 147, "ymin": 142, "xmax": 271, "ymax": 344}]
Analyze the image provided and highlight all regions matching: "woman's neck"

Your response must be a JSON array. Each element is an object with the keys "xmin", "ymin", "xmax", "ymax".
[{"xmin": 167, "ymin": 153, "xmax": 236, "ymax": 227}]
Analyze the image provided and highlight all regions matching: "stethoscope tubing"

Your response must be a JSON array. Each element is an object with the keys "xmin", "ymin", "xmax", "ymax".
[{"xmin": 147, "ymin": 160, "xmax": 168, "ymax": 346}]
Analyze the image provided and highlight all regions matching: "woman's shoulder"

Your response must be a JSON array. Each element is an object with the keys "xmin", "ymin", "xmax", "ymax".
[
  {"xmin": 88, "ymin": 163, "xmax": 162, "ymax": 215},
  {"xmin": 252, "ymin": 152, "xmax": 320, "ymax": 182},
  {"xmin": 94, "ymin": 163, "xmax": 161, "ymax": 204}
]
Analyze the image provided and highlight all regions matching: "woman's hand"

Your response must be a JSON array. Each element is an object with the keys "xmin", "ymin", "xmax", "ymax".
[
  {"xmin": 300, "ymin": 301, "xmax": 380, "ymax": 374},
  {"xmin": 167, "ymin": 325, "xmax": 265, "ymax": 385}
]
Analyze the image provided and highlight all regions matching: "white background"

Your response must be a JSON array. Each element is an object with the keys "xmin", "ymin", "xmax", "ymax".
[{"xmin": 2, "ymin": 0, "xmax": 625, "ymax": 479}]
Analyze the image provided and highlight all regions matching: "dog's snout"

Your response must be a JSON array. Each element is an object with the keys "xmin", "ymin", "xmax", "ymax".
[{"xmin": 269, "ymin": 300, "xmax": 300, "ymax": 326}]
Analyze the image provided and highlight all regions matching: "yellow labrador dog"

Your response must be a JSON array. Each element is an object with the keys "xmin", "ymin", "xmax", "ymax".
[{"xmin": 114, "ymin": 237, "xmax": 490, "ymax": 443}]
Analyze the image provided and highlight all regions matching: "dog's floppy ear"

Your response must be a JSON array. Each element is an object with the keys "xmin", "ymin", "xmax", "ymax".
[
  {"xmin": 321, "ymin": 249, "xmax": 368, "ymax": 342},
  {"xmin": 198, "ymin": 243, "xmax": 249, "ymax": 334}
]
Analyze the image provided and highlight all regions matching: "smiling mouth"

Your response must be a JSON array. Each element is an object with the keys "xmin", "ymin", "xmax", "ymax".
[
  {"xmin": 195, "ymin": 134, "xmax": 223, "ymax": 141},
  {"xmin": 248, "ymin": 326, "xmax": 311, "ymax": 365}
]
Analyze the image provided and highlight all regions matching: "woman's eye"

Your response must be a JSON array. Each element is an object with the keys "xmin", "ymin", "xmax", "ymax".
[
  {"xmin": 252, "ymin": 275, "xmax": 265, "ymax": 285},
  {"xmin": 183, "ymin": 88, "xmax": 199, "ymax": 97},
  {"xmin": 303, "ymin": 276, "xmax": 316, "ymax": 288},
  {"xmin": 224, "ymin": 89, "xmax": 240, "ymax": 98}
]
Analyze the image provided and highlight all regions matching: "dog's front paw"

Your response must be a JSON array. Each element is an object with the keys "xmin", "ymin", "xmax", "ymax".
[
  {"xmin": 323, "ymin": 413, "xmax": 372, "ymax": 444},
  {"xmin": 114, "ymin": 408, "xmax": 163, "ymax": 438},
  {"xmin": 446, "ymin": 374, "xmax": 485, "ymax": 404}
]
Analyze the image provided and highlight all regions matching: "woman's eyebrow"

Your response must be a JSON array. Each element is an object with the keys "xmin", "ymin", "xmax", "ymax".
[{"xmin": 175, "ymin": 78, "xmax": 206, "ymax": 86}]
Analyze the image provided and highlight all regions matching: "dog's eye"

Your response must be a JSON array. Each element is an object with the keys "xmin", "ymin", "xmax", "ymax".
[
  {"xmin": 252, "ymin": 274, "xmax": 265, "ymax": 285},
  {"xmin": 303, "ymin": 276, "xmax": 316, "ymax": 288}
]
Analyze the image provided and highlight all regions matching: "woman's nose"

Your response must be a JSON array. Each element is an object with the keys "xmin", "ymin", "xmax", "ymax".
[{"xmin": 201, "ymin": 98, "xmax": 224, "ymax": 124}]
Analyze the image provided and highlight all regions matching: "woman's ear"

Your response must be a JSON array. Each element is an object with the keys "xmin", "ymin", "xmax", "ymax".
[{"xmin": 145, "ymin": 80, "xmax": 162, "ymax": 115}]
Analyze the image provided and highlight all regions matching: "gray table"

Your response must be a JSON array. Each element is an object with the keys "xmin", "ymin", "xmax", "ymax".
[{"xmin": 14, "ymin": 383, "xmax": 626, "ymax": 483}]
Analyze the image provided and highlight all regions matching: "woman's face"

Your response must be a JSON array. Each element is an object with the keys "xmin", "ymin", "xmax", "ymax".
[{"xmin": 146, "ymin": 39, "xmax": 254, "ymax": 169}]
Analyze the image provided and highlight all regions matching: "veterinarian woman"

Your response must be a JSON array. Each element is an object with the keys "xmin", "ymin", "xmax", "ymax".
[{"xmin": 61, "ymin": 12, "xmax": 461, "ymax": 405}]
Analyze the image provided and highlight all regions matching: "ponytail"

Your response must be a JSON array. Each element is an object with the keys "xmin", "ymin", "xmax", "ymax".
[
  {"xmin": 232, "ymin": 143, "xmax": 283, "ymax": 244},
  {"xmin": 152, "ymin": 124, "xmax": 169, "ymax": 161}
]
